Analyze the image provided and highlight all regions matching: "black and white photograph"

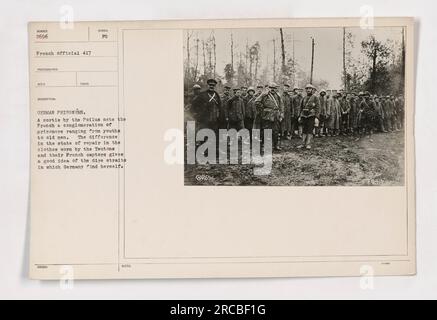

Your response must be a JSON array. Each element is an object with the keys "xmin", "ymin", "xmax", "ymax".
[{"xmin": 184, "ymin": 26, "xmax": 406, "ymax": 186}]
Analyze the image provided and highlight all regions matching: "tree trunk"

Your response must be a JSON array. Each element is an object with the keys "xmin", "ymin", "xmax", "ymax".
[
  {"xmin": 194, "ymin": 38, "xmax": 199, "ymax": 81},
  {"xmin": 212, "ymin": 34, "xmax": 216, "ymax": 78},
  {"xmin": 310, "ymin": 38, "xmax": 315, "ymax": 84},
  {"xmin": 230, "ymin": 33, "xmax": 234, "ymax": 73},
  {"xmin": 273, "ymin": 38, "xmax": 277, "ymax": 83},
  {"xmin": 343, "ymin": 28, "xmax": 347, "ymax": 91},
  {"xmin": 202, "ymin": 40, "xmax": 206, "ymax": 77},
  {"xmin": 186, "ymin": 32, "xmax": 191, "ymax": 79},
  {"xmin": 280, "ymin": 28, "xmax": 286, "ymax": 76}
]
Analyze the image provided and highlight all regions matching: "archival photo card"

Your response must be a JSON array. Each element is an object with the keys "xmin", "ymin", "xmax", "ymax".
[{"xmin": 28, "ymin": 18, "xmax": 415, "ymax": 280}]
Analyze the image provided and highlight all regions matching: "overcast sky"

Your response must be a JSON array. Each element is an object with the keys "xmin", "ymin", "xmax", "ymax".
[{"xmin": 185, "ymin": 27, "xmax": 403, "ymax": 89}]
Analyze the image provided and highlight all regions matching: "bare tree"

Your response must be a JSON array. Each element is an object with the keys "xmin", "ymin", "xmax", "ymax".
[
  {"xmin": 343, "ymin": 28, "xmax": 347, "ymax": 90},
  {"xmin": 230, "ymin": 33, "xmax": 234, "ymax": 73},
  {"xmin": 212, "ymin": 32, "xmax": 217, "ymax": 78},
  {"xmin": 193, "ymin": 37, "xmax": 199, "ymax": 81},
  {"xmin": 310, "ymin": 37, "xmax": 315, "ymax": 84},
  {"xmin": 273, "ymin": 38, "xmax": 277, "ymax": 83},
  {"xmin": 280, "ymin": 28, "xmax": 287, "ymax": 76},
  {"xmin": 202, "ymin": 40, "xmax": 206, "ymax": 77},
  {"xmin": 185, "ymin": 31, "xmax": 193, "ymax": 79}
]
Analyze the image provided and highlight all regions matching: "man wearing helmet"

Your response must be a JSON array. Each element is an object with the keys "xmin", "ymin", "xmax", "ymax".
[{"xmin": 297, "ymin": 84, "xmax": 320, "ymax": 149}]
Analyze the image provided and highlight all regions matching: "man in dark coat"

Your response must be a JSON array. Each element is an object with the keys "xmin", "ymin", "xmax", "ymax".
[
  {"xmin": 195, "ymin": 79, "xmax": 221, "ymax": 132},
  {"xmin": 244, "ymin": 87, "xmax": 256, "ymax": 138},
  {"xmin": 291, "ymin": 87, "xmax": 303, "ymax": 138},
  {"xmin": 227, "ymin": 88, "xmax": 245, "ymax": 130},
  {"xmin": 281, "ymin": 83, "xmax": 292, "ymax": 139}
]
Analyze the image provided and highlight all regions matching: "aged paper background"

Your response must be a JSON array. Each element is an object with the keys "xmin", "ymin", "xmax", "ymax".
[{"xmin": 28, "ymin": 18, "xmax": 416, "ymax": 279}]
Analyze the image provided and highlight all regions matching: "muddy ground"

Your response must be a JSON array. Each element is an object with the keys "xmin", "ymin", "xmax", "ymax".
[{"xmin": 185, "ymin": 130, "xmax": 405, "ymax": 186}]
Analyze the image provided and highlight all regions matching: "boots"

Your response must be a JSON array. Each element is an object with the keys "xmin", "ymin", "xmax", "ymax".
[
  {"xmin": 306, "ymin": 134, "xmax": 313, "ymax": 149},
  {"xmin": 297, "ymin": 134, "xmax": 307, "ymax": 149}
]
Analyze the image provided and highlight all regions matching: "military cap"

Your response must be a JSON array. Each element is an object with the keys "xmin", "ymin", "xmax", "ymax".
[
  {"xmin": 305, "ymin": 83, "xmax": 316, "ymax": 90},
  {"xmin": 247, "ymin": 86, "xmax": 255, "ymax": 93},
  {"xmin": 206, "ymin": 79, "xmax": 217, "ymax": 85},
  {"xmin": 223, "ymin": 84, "xmax": 231, "ymax": 89},
  {"xmin": 240, "ymin": 86, "xmax": 248, "ymax": 89},
  {"xmin": 256, "ymin": 85, "xmax": 264, "ymax": 88},
  {"xmin": 269, "ymin": 82, "xmax": 278, "ymax": 88},
  {"xmin": 193, "ymin": 84, "xmax": 201, "ymax": 89},
  {"xmin": 320, "ymin": 89, "xmax": 326, "ymax": 93},
  {"xmin": 283, "ymin": 83, "xmax": 290, "ymax": 88}
]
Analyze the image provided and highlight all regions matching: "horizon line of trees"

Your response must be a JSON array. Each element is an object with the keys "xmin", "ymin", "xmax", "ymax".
[{"xmin": 184, "ymin": 28, "xmax": 406, "ymax": 96}]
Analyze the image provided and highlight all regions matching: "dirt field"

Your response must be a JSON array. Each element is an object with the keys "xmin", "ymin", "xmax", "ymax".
[{"xmin": 185, "ymin": 130, "xmax": 405, "ymax": 186}]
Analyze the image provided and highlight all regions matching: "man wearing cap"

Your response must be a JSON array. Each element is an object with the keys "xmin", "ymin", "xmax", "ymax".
[
  {"xmin": 253, "ymin": 85, "xmax": 264, "ymax": 131},
  {"xmin": 227, "ymin": 88, "xmax": 245, "ymax": 130},
  {"xmin": 255, "ymin": 85, "xmax": 264, "ymax": 97},
  {"xmin": 219, "ymin": 84, "xmax": 232, "ymax": 130},
  {"xmin": 317, "ymin": 89, "xmax": 328, "ymax": 137},
  {"xmin": 291, "ymin": 87, "xmax": 303, "ymax": 138},
  {"xmin": 326, "ymin": 90, "xmax": 341, "ymax": 136},
  {"xmin": 244, "ymin": 87, "xmax": 257, "ymax": 139},
  {"xmin": 281, "ymin": 83, "xmax": 292, "ymax": 140},
  {"xmin": 339, "ymin": 92, "xmax": 351, "ymax": 135},
  {"xmin": 391, "ymin": 96, "xmax": 400, "ymax": 131},
  {"xmin": 358, "ymin": 92, "xmax": 376, "ymax": 138},
  {"xmin": 240, "ymin": 86, "xmax": 249, "ymax": 104},
  {"xmin": 348, "ymin": 92, "xmax": 359, "ymax": 135},
  {"xmin": 374, "ymin": 95, "xmax": 386, "ymax": 132},
  {"xmin": 196, "ymin": 79, "xmax": 221, "ymax": 132},
  {"xmin": 297, "ymin": 84, "xmax": 320, "ymax": 149},
  {"xmin": 255, "ymin": 83, "xmax": 284, "ymax": 151},
  {"xmin": 396, "ymin": 95, "xmax": 405, "ymax": 129}
]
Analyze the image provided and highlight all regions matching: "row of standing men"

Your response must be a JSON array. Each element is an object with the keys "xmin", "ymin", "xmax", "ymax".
[{"xmin": 190, "ymin": 79, "xmax": 404, "ymax": 151}]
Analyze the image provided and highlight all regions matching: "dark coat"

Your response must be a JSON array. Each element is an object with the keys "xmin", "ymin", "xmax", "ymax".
[
  {"xmin": 196, "ymin": 90, "xmax": 221, "ymax": 123},
  {"xmin": 227, "ymin": 96, "xmax": 245, "ymax": 122},
  {"xmin": 299, "ymin": 94, "xmax": 320, "ymax": 118}
]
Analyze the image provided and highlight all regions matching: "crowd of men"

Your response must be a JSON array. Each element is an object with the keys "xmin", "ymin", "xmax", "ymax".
[{"xmin": 188, "ymin": 78, "xmax": 405, "ymax": 151}]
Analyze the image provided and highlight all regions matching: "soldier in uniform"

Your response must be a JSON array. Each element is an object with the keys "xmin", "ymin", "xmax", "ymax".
[
  {"xmin": 227, "ymin": 88, "xmax": 245, "ymax": 130},
  {"xmin": 240, "ymin": 86, "xmax": 248, "ymax": 104},
  {"xmin": 253, "ymin": 85, "xmax": 264, "ymax": 131},
  {"xmin": 255, "ymin": 85, "xmax": 264, "ymax": 97},
  {"xmin": 396, "ymin": 95, "xmax": 405, "ymax": 129},
  {"xmin": 317, "ymin": 89, "xmax": 328, "ymax": 137},
  {"xmin": 348, "ymin": 92, "xmax": 359, "ymax": 135},
  {"xmin": 281, "ymin": 83, "xmax": 292, "ymax": 140},
  {"xmin": 339, "ymin": 92, "xmax": 351, "ymax": 135},
  {"xmin": 297, "ymin": 84, "xmax": 320, "ymax": 149},
  {"xmin": 196, "ymin": 78, "xmax": 221, "ymax": 132},
  {"xmin": 358, "ymin": 92, "xmax": 377, "ymax": 138},
  {"xmin": 291, "ymin": 87, "xmax": 303, "ymax": 138},
  {"xmin": 381, "ymin": 96, "xmax": 391, "ymax": 132},
  {"xmin": 255, "ymin": 83, "xmax": 284, "ymax": 151},
  {"xmin": 326, "ymin": 90, "xmax": 341, "ymax": 136},
  {"xmin": 219, "ymin": 84, "xmax": 232, "ymax": 130},
  {"xmin": 374, "ymin": 96, "xmax": 386, "ymax": 132},
  {"xmin": 391, "ymin": 95, "xmax": 400, "ymax": 131},
  {"xmin": 244, "ymin": 87, "xmax": 257, "ymax": 139}
]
